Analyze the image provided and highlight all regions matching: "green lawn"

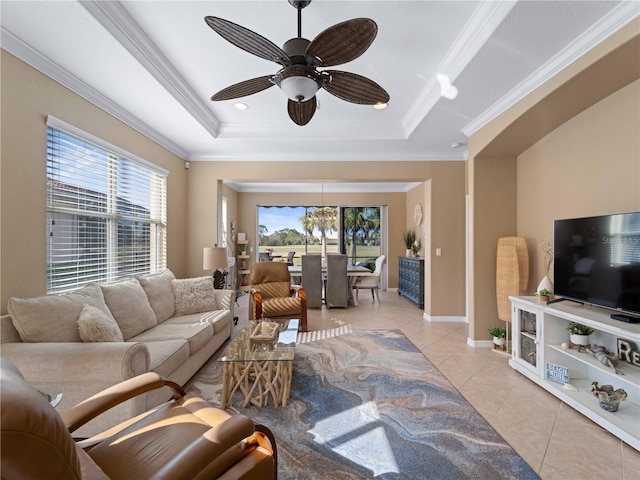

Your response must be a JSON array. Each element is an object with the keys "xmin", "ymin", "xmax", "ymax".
[{"xmin": 259, "ymin": 244, "xmax": 380, "ymax": 267}]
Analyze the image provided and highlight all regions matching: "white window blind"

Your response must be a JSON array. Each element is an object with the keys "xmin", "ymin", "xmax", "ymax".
[{"xmin": 46, "ymin": 118, "xmax": 167, "ymax": 293}]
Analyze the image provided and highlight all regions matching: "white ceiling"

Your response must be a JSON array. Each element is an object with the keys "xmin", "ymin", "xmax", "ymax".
[{"xmin": 1, "ymin": 0, "xmax": 637, "ymax": 192}]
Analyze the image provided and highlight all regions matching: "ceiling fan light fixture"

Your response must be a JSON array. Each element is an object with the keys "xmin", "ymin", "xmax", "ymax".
[{"xmin": 275, "ymin": 66, "xmax": 322, "ymax": 102}]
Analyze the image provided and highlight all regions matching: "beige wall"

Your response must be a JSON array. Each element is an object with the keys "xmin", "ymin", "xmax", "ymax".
[
  {"xmin": 517, "ymin": 79, "xmax": 640, "ymax": 288},
  {"xmin": 185, "ymin": 161, "xmax": 467, "ymax": 319},
  {"xmin": 468, "ymin": 24, "xmax": 639, "ymax": 342},
  {"xmin": 0, "ymin": 51, "xmax": 188, "ymax": 313}
]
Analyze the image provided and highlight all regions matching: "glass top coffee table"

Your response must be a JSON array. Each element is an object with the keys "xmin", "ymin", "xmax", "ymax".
[{"xmin": 218, "ymin": 319, "xmax": 298, "ymax": 408}]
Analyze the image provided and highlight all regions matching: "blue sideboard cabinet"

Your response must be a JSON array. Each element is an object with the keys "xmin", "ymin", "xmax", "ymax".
[{"xmin": 398, "ymin": 256, "xmax": 424, "ymax": 308}]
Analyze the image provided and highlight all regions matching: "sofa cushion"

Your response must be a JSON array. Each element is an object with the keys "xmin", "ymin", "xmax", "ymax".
[
  {"xmin": 164, "ymin": 311, "xmax": 231, "ymax": 336},
  {"xmin": 136, "ymin": 269, "xmax": 176, "ymax": 324},
  {"xmin": 77, "ymin": 304, "xmax": 124, "ymax": 342},
  {"xmin": 144, "ymin": 340, "xmax": 190, "ymax": 378},
  {"xmin": 128, "ymin": 322, "xmax": 213, "ymax": 356},
  {"xmin": 173, "ymin": 277, "xmax": 217, "ymax": 316},
  {"xmin": 7, "ymin": 283, "xmax": 112, "ymax": 343},
  {"xmin": 101, "ymin": 279, "xmax": 157, "ymax": 340}
]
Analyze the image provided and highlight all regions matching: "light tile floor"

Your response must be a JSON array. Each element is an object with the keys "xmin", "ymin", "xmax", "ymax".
[{"xmin": 234, "ymin": 289, "xmax": 640, "ymax": 479}]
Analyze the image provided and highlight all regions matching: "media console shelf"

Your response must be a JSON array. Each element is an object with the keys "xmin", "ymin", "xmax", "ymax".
[{"xmin": 509, "ymin": 296, "xmax": 640, "ymax": 451}]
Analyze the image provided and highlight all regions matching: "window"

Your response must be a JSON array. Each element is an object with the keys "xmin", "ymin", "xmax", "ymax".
[{"xmin": 46, "ymin": 117, "xmax": 167, "ymax": 293}]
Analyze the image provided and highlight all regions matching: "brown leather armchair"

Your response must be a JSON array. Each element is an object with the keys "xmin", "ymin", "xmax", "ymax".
[
  {"xmin": 249, "ymin": 262, "xmax": 307, "ymax": 332},
  {"xmin": 0, "ymin": 358, "xmax": 277, "ymax": 479}
]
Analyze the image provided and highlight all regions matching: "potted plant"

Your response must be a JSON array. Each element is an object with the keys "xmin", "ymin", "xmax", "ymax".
[
  {"xmin": 402, "ymin": 230, "xmax": 416, "ymax": 256},
  {"xmin": 566, "ymin": 321, "xmax": 594, "ymax": 346},
  {"xmin": 535, "ymin": 288, "xmax": 552, "ymax": 302},
  {"xmin": 488, "ymin": 326, "xmax": 507, "ymax": 348}
]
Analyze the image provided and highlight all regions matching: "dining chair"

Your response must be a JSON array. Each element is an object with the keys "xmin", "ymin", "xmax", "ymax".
[
  {"xmin": 354, "ymin": 255, "xmax": 386, "ymax": 303},
  {"xmin": 259, "ymin": 252, "xmax": 272, "ymax": 262},
  {"xmin": 302, "ymin": 254, "xmax": 323, "ymax": 309},
  {"xmin": 326, "ymin": 253, "xmax": 348, "ymax": 308},
  {"xmin": 286, "ymin": 251, "xmax": 296, "ymax": 266}
]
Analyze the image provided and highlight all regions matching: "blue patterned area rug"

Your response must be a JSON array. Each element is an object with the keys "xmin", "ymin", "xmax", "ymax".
[{"xmin": 187, "ymin": 329, "xmax": 539, "ymax": 480}]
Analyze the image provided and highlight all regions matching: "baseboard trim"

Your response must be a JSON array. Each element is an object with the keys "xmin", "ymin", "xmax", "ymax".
[
  {"xmin": 423, "ymin": 313, "xmax": 467, "ymax": 323},
  {"xmin": 467, "ymin": 338, "xmax": 495, "ymax": 349}
]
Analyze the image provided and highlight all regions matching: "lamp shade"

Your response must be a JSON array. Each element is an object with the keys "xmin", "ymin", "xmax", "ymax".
[{"xmin": 203, "ymin": 247, "xmax": 228, "ymax": 270}]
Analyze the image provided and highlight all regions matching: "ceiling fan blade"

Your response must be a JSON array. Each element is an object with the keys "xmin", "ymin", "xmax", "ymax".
[
  {"xmin": 306, "ymin": 18, "xmax": 377, "ymax": 67},
  {"xmin": 205, "ymin": 16, "xmax": 290, "ymax": 66},
  {"xmin": 323, "ymin": 70, "xmax": 389, "ymax": 105},
  {"xmin": 287, "ymin": 97, "xmax": 317, "ymax": 126},
  {"xmin": 211, "ymin": 75, "xmax": 275, "ymax": 101}
]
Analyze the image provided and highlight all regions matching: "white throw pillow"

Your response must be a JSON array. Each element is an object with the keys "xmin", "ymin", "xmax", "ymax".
[
  {"xmin": 77, "ymin": 304, "xmax": 124, "ymax": 342},
  {"xmin": 173, "ymin": 277, "xmax": 217, "ymax": 316}
]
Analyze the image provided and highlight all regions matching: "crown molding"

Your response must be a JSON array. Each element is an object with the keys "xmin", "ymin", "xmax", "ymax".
[
  {"xmin": 1, "ymin": 28, "xmax": 188, "ymax": 159},
  {"xmin": 217, "ymin": 121, "xmax": 405, "ymax": 140},
  {"xmin": 80, "ymin": 0, "xmax": 220, "ymax": 138},
  {"xmin": 462, "ymin": 1, "xmax": 640, "ymax": 137},
  {"xmin": 403, "ymin": 0, "xmax": 517, "ymax": 137},
  {"xmin": 188, "ymin": 150, "xmax": 465, "ymax": 162}
]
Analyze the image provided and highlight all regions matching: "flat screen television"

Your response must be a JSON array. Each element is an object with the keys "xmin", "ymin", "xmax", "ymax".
[{"xmin": 554, "ymin": 212, "xmax": 640, "ymax": 321}]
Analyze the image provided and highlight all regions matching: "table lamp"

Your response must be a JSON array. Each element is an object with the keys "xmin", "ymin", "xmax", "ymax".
[{"xmin": 203, "ymin": 246, "xmax": 229, "ymax": 289}]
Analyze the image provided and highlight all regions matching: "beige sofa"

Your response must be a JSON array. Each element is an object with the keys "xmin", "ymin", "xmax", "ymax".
[{"xmin": 0, "ymin": 269, "xmax": 234, "ymax": 436}]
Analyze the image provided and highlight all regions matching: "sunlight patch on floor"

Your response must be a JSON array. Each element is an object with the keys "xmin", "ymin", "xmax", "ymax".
[
  {"xmin": 308, "ymin": 401, "xmax": 399, "ymax": 476},
  {"xmin": 297, "ymin": 324, "xmax": 353, "ymax": 344}
]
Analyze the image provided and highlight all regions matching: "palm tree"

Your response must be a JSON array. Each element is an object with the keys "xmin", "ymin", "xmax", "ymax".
[
  {"xmin": 299, "ymin": 207, "xmax": 337, "ymax": 260},
  {"xmin": 343, "ymin": 207, "xmax": 365, "ymax": 264}
]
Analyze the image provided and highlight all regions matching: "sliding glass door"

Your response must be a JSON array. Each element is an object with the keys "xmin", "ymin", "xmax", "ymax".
[{"xmin": 340, "ymin": 207, "xmax": 381, "ymax": 270}]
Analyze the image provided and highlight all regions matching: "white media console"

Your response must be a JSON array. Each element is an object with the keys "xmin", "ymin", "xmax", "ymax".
[{"xmin": 509, "ymin": 296, "xmax": 640, "ymax": 451}]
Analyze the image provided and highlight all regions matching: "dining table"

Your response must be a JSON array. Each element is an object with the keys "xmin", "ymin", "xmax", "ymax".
[{"xmin": 288, "ymin": 264, "xmax": 372, "ymax": 306}]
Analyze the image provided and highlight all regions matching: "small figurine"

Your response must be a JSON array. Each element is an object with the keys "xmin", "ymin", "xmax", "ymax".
[{"xmin": 586, "ymin": 345, "xmax": 623, "ymax": 375}]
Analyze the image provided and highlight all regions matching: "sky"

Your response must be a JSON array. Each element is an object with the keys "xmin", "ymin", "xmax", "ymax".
[{"xmin": 258, "ymin": 206, "xmax": 307, "ymax": 234}]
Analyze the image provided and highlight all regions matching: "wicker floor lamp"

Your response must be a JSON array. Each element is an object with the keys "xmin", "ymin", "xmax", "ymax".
[{"xmin": 496, "ymin": 237, "xmax": 529, "ymax": 353}]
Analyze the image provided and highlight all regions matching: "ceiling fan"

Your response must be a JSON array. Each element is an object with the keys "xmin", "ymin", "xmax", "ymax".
[{"xmin": 205, "ymin": 0, "xmax": 390, "ymax": 126}]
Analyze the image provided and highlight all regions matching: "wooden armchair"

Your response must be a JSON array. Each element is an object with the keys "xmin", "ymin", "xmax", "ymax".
[{"xmin": 249, "ymin": 262, "xmax": 308, "ymax": 332}]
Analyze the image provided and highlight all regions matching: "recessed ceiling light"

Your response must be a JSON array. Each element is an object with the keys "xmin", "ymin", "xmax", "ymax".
[
  {"xmin": 451, "ymin": 142, "xmax": 467, "ymax": 149},
  {"xmin": 233, "ymin": 102, "xmax": 248, "ymax": 111},
  {"xmin": 373, "ymin": 103, "xmax": 388, "ymax": 110}
]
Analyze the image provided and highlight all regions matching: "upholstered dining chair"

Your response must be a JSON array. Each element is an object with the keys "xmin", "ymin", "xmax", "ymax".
[
  {"xmin": 0, "ymin": 357, "xmax": 278, "ymax": 479},
  {"xmin": 354, "ymin": 255, "xmax": 386, "ymax": 303},
  {"xmin": 249, "ymin": 261, "xmax": 308, "ymax": 332},
  {"xmin": 301, "ymin": 253, "xmax": 323, "ymax": 309},
  {"xmin": 325, "ymin": 253, "xmax": 348, "ymax": 308}
]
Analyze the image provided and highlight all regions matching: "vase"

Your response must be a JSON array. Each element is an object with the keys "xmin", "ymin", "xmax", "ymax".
[
  {"xmin": 537, "ymin": 275, "xmax": 553, "ymax": 294},
  {"xmin": 493, "ymin": 337, "xmax": 506, "ymax": 346},
  {"xmin": 570, "ymin": 333, "xmax": 590, "ymax": 346},
  {"xmin": 406, "ymin": 249, "xmax": 412, "ymax": 257}
]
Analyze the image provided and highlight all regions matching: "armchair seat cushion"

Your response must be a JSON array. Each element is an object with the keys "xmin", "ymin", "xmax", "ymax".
[{"xmin": 262, "ymin": 297, "xmax": 303, "ymax": 318}]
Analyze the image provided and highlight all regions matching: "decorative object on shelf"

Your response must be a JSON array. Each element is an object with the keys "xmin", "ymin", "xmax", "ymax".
[
  {"xmin": 536, "ymin": 240, "xmax": 554, "ymax": 294},
  {"xmin": 203, "ymin": 246, "xmax": 229, "ymax": 289},
  {"xmin": 617, "ymin": 339, "xmax": 640, "ymax": 367},
  {"xmin": 587, "ymin": 345, "xmax": 622, "ymax": 375},
  {"xmin": 414, "ymin": 203, "xmax": 423, "ymax": 226},
  {"xmin": 488, "ymin": 326, "xmax": 507, "ymax": 351},
  {"xmin": 545, "ymin": 362, "xmax": 569, "ymax": 384},
  {"xmin": 411, "ymin": 238, "xmax": 422, "ymax": 257},
  {"xmin": 535, "ymin": 288, "xmax": 552, "ymax": 302},
  {"xmin": 402, "ymin": 230, "xmax": 416, "ymax": 257},
  {"xmin": 591, "ymin": 382, "xmax": 627, "ymax": 412},
  {"xmin": 237, "ymin": 232, "xmax": 246, "ymax": 242},
  {"xmin": 566, "ymin": 321, "xmax": 595, "ymax": 351}
]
